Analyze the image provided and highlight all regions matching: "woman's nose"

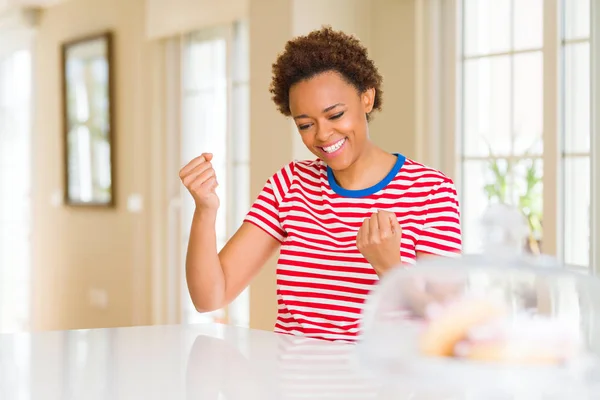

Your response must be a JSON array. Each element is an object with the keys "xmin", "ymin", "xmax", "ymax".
[{"xmin": 315, "ymin": 120, "xmax": 334, "ymax": 142}]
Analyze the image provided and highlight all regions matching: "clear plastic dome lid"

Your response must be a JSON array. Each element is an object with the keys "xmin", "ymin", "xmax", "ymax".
[{"xmin": 355, "ymin": 204, "xmax": 600, "ymax": 396}]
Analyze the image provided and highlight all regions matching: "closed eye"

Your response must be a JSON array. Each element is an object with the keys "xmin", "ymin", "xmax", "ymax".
[{"xmin": 297, "ymin": 112, "xmax": 343, "ymax": 130}]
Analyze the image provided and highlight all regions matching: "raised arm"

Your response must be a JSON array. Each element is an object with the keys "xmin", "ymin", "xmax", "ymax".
[{"xmin": 180, "ymin": 153, "xmax": 280, "ymax": 312}]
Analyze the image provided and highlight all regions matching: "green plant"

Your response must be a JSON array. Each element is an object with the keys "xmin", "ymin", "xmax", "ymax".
[{"xmin": 482, "ymin": 145, "xmax": 543, "ymax": 254}]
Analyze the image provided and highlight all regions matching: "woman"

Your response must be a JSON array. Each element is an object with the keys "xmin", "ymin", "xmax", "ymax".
[{"xmin": 179, "ymin": 27, "xmax": 462, "ymax": 342}]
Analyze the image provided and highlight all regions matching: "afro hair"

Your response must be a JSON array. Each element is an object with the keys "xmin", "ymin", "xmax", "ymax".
[{"xmin": 270, "ymin": 26, "xmax": 383, "ymax": 120}]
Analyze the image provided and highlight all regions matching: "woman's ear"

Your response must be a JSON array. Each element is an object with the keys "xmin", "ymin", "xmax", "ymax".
[{"xmin": 362, "ymin": 88, "xmax": 376, "ymax": 114}]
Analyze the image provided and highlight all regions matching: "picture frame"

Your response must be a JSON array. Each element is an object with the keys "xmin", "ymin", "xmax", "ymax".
[{"xmin": 61, "ymin": 31, "xmax": 115, "ymax": 207}]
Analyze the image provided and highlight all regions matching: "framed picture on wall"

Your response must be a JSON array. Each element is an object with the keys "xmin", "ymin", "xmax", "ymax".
[{"xmin": 61, "ymin": 31, "xmax": 115, "ymax": 207}]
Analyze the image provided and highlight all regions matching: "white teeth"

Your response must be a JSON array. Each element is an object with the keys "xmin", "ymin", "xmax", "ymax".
[{"xmin": 322, "ymin": 138, "xmax": 345, "ymax": 153}]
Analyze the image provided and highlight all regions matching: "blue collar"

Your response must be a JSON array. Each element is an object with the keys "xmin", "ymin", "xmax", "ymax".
[{"xmin": 327, "ymin": 153, "xmax": 406, "ymax": 198}]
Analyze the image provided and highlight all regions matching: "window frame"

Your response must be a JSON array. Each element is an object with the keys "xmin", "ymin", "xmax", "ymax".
[
  {"xmin": 559, "ymin": 0, "xmax": 593, "ymax": 271},
  {"xmin": 542, "ymin": 0, "xmax": 561, "ymax": 261},
  {"xmin": 591, "ymin": 0, "xmax": 600, "ymax": 275},
  {"xmin": 418, "ymin": 0, "xmax": 599, "ymax": 273}
]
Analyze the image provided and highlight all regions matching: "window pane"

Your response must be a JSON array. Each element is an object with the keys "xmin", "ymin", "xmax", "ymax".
[
  {"xmin": 463, "ymin": 0, "xmax": 511, "ymax": 56},
  {"xmin": 232, "ymin": 83, "xmax": 250, "ymax": 163},
  {"xmin": 461, "ymin": 159, "xmax": 503, "ymax": 253},
  {"xmin": 513, "ymin": 51, "xmax": 543, "ymax": 155},
  {"xmin": 564, "ymin": 0, "xmax": 590, "ymax": 40},
  {"xmin": 184, "ymin": 38, "xmax": 226, "ymax": 91},
  {"xmin": 232, "ymin": 20, "xmax": 249, "ymax": 84},
  {"xmin": 232, "ymin": 163, "xmax": 250, "ymax": 226},
  {"xmin": 0, "ymin": 50, "xmax": 32, "ymax": 333},
  {"xmin": 514, "ymin": 0, "xmax": 543, "ymax": 50},
  {"xmin": 563, "ymin": 42, "xmax": 590, "ymax": 154},
  {"xmin": 182, "ymin": 90, "xmax": 227, "ymax": 162},
  {"xmin": 463, "ymin": 57, "xmax": 511, "ymax": 156},
  {"xmin": 214, "ymin": 157, "xmax": 228, "ymax": 249},
  {"xmin": 185, "ymin": 41, "xmax": 211, "ymax": 91},
  {"xmin": 563, "ymin": 156, "xmax": 590, "ymax": 267}
]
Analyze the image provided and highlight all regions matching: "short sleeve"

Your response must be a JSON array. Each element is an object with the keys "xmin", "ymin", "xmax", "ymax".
[
  {"xmin": 243, "ymin": 162, "xmax": 295, "ymax": 243},
  {"xmin": 415, "ymin": 179, "xmax": 462, "ymax": 256}
]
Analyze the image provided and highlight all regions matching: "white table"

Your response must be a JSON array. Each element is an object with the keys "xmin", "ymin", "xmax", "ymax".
[
  {"xmin": 2, "ymin": 323, "xmax": 597, "ymax": 399},
  {"xmin": 0, "ymin": 323, "xmax": 393, "ymax": 400}
]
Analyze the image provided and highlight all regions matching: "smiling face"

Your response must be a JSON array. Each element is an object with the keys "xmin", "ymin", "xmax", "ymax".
[{"xmin": 289, "ymin": 71, "xmax": 375, "ymax": 172}]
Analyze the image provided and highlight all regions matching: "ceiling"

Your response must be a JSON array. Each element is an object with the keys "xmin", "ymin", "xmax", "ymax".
[
  {"xmin": 0, "ymin": 0, "xmax": 67, "ymax": 12},
  {"xmin": 0, "ymin": 0, "xmax": 69, "ymax": 28}
]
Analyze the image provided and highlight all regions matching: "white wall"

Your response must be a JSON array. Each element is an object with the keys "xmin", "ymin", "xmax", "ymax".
[{"xmin": 145, "ymin": 0, "xmax": 248, "ymax": 39}]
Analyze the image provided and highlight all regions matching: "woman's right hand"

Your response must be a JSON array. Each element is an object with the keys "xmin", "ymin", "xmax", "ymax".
[{"xmin": 179, "ymin": 153, "xmax": 220, "ymax": 211}]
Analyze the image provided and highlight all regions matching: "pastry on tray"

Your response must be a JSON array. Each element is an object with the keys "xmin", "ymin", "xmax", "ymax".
[{"xmin": 418, "ymin": 297, "xmax": 581, "ymax": 365}]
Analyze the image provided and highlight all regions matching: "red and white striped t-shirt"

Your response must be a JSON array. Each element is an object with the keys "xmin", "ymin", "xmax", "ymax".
[{"xmin": 244, "ymin": 154, "xmax": 462, "ymax": 342}]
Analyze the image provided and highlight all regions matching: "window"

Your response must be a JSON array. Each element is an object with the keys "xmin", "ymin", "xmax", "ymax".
[
  {"xmin": 456, "ymin": 0, "xmax": 593, "ymax": 271},
  {"xmin": 179, "ymin": 21, "xmax": 250, "ymax": 327},
  {"xmin": 0, "ymin": 48, "xmax": 32, "ymax": 333},
  {"xmin": 562, "ymin": 0, "xmax": 591, "ymax": 268},
  {"xmin": 460, "ymin": 0, "xmax": 544, "ymax": 255}
]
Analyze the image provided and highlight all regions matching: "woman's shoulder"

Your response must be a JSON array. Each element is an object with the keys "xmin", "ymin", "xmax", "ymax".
[
  {"xmin": 399, "ymin": 157, "xmax": 455, "ymax": 186},
  {"xmin": 271, "ymin": 158, "xmax": 325, "ymax": 180}
]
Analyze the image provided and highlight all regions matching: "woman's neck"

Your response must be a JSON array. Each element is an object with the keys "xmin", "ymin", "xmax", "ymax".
[{"xmin": 331, "ymin": 144, "xmax": 398, "ymax": 191}]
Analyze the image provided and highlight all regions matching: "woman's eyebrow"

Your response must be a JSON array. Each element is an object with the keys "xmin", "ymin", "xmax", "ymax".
[
  {"xmin": 293, "ymin": 103, "xmax": 346, "ymax": 120},
  {"xmin": 323, "ymin": 102, "xmax": 345, "ymax": 112}
]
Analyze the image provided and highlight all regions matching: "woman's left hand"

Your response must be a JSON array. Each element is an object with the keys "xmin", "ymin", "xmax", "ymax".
[{"xmin": 356, "ymin": 210, "xmax": 402, "ymax": 276}]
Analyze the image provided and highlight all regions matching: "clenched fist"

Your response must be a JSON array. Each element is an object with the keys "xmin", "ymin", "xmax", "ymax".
[
  {"xmin": 179, "ymin": 153, "xmax": 220, "ymax": 211},
  {"xmin": 356, "ymin": 210, "xmax": 402, "ymax": 276}
]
